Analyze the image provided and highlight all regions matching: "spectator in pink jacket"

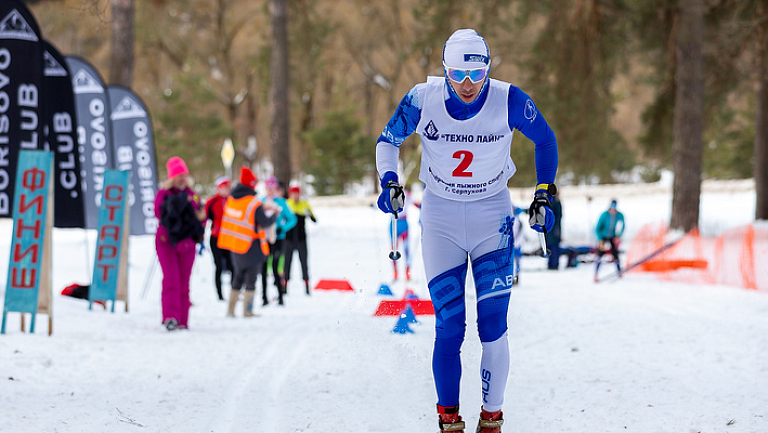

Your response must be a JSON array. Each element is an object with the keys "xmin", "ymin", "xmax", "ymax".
[{"xmin": 154, "ymin": 156, "xmax": 205, "ymax": 331}]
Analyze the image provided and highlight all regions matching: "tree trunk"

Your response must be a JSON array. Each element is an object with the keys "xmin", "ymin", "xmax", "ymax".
[
  {"xmin": 363, "ymin": 76, "xmax": 380, "ymax": 192},
  {"xmin": 670, "ymin": 0, "xmax": 704, "ymax": 232},
  {"xmin": 109, "ymin": 0, "xmax": 134, "ymax": 87},
  {"xmin": 270, "ymin": 0, "xmax": 292, "ymax": 184},
  {"xmin": 245, "ymin": 68, "xmax": 259, "ymax": 169},
  {"xmin": 755, "ymin": 0, "xmax": 768, "ymax": 220}
]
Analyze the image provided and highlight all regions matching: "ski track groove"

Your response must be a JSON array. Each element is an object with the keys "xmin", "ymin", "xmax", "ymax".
[
  {"xmin": 209, "ymin": 293, "xmax": 355, "ymax": 433},
  {"xmin": 259, "ymin": 294, "xmax": 356, "ymax": 432},
  {"xmin": 207, "ymin": 318, "xmax": 295, "ymax": 433}
]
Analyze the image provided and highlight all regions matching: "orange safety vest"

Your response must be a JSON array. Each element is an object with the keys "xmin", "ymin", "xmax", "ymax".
[{"xmin": 217, "ymin": 195, "xmax": 269, "ymax": 255}]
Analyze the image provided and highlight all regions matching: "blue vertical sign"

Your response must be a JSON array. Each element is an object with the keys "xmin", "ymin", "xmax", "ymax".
[
  {"xmin": 89, "ymin": 170, "xmax": 130, "ymax": 312},
  {"xmin": 1, "ymin": 150, "xmax": 53, "ymax": 334}
]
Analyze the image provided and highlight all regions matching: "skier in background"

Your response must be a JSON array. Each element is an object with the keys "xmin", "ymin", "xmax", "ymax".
[
  {"xmin": 204, "ymin": 175, "xmax": 233, "ymax": 301},
  {"xmin": 375, "ymin": 29, "xmax": 558, "ymax": 433},
  {"xmin": 285, "ymin": 184, "xmax": 317, "ymax": 295},
  {"xmin": 545, "ymin": 191, "xmax": 562, "ymax": 270},
  {"xmin": 511, "ymin": 204, "xmax": 526, "ymax": 285},
  {"xmin": 390, "ymin": 187, "xmax": 413, "ymax": 281},
  {"xmin": 594, "ymin": 199, "xmax": 625, "ymax": 282},
  {"xmin": 261, "ymin": 176, "xmax": 297, "ymax": 305}
]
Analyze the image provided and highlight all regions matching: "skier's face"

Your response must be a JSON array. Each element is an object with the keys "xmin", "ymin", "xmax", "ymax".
[{"xmin": 448, "ymin": 74, "xmax": 485, "ymax": 103}]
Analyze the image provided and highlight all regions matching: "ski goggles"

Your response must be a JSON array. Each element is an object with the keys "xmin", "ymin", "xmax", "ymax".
[{"xmin": 443, "ymin": 63, "xmax": 489, "ymax": 83}]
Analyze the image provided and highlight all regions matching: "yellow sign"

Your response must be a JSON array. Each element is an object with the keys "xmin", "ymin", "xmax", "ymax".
[{"xmin": 221, "ymin": 138, "xmax": 235, "ymax": 168}]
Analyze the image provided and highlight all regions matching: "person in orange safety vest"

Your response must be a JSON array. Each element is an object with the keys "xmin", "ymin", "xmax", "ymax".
[{"xmin": 218, "ymin": 167, "xmax": 278, "ymax": 317}]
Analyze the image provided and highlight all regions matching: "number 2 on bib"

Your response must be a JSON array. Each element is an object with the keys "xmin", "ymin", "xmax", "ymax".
[{"xmin": 452, "ymin": 150, "xmax": 473, "ymax": 177}]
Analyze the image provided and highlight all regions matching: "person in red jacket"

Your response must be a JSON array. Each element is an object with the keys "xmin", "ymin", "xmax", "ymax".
[{"xmin": 204, "ymin": 176, "xmax": 233, "ymax": 301}]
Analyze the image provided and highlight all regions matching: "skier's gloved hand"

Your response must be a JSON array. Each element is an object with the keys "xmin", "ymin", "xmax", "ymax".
[
  {"xmin": 377, "ymin": 171, "xmax": 405, "ymax": 215},
  {"xmin": 529, "ymin": 183, "xmax": 556, "ymax": 233}
]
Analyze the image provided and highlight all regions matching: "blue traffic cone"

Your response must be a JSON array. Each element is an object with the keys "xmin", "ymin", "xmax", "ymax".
[
  {"xmin": 400, "ymin": 304, "xmax": 418, "ymax": 324},
  {"xmin": 378, "ymin": 284, "xmax": 394, "ymax": 296},
  {"xmin": 392, "ymin": 314, "xmax": 414, "ymax": 334}
]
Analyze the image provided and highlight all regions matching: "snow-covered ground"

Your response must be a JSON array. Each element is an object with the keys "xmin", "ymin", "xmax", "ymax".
[{"xmin": 1, "ymin": 181, "xmax": 767, "ymax": 433}]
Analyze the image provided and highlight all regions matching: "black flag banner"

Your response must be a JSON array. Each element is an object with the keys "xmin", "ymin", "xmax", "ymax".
[
  {"xmin": 107, "ymin": 85, "xmax": 159, "ymax": 236},
  {"xmin": 43, "ymin": 41, "xmax": 85, "ymax": 228},
  {"xmin": 65, "ymin": 56, "xmax": 113, "ymax": 229},
  {"xmin": 0, "ymin": 0, "xmax": 43, "ymax": 218}
]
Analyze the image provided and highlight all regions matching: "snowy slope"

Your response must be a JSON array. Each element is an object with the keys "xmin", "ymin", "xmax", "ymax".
[{"xmin": 1, "ymin": 182, "xmax": 766, "ymax": 433}]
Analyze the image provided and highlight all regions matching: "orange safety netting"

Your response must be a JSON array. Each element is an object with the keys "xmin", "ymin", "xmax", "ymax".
[{"xmin": 625, "ymin": 221, "xmax": 768, "ymax": 292}]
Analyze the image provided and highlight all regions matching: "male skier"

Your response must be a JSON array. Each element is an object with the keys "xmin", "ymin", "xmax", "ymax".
[{"xmin": 375, "ymin": 29, "xmax": 558, "ymax": 432}]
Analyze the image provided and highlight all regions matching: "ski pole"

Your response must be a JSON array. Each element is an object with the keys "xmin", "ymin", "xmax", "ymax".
[
  {"xmin": 389, "ymin": 212, "xmax": 401, "ymax": 261},
  {"xmin": 596, "ymin": 233, "xmax": 685, "ymax": 283},
  {"xmin": 538, "ymin": 232, "xmax": 551, "ymax": 258},
  {"xmin": 141, "ymin": 255, "xmax": 159, "ymax": 300}
]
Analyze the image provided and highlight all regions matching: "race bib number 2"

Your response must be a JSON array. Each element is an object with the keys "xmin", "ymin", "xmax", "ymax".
[{"xmin": 452, "ymin": 150, "xmax": 473, "ymax": 177}]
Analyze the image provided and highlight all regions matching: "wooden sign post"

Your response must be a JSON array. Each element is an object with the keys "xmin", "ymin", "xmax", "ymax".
[
  {"xmin": 1, "ymin": 150, "xmax": 54, "ymax": 335},
  {"xmin": 89, "ymin": 170, "xmax": 130, "ymax": 312}
]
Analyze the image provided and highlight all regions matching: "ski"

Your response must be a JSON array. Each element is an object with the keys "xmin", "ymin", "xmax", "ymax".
[{"xmin": 596, "ymin": 233, "xmax": 687, "ymax": 283}]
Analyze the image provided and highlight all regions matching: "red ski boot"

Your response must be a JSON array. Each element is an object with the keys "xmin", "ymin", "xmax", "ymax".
[
  {"xmin": 475, "ymin": 407, "xmax": 504, "ymax": 433},
  {"xmin": 437, "ymin": 404, "xmax": 465, "ymax": 432}
]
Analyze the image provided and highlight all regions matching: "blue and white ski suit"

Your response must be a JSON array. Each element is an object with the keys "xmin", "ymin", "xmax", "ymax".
[{"xmin": 376, "ymin": 76, "xmax": 558, "ymax": 411}]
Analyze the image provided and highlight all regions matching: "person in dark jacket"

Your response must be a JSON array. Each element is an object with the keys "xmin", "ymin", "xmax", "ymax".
[
  {"xmin": 285, "ymin": 185, "xmax": 317, "ymax": 294},
  {"xmin": 218, "ymin": 167, "xmax": 278, "ymax": 317},
  {"xmin": 545, "ymin": 192, "xmax": 562, "ymax": 270},
  {"xmin": 154, "ymin": 156, "xmax": 205, "ymax": 331},
  {"xmin": 204, "ymin": 176, "xmax": 233, "ymax": 300}
]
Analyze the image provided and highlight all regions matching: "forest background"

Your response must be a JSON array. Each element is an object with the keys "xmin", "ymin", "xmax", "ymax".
[{"xmin": 22, "ymin": 1, "xmax": 767, "ymax": 213}]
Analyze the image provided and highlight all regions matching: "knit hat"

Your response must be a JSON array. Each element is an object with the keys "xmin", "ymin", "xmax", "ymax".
[
  {"xmin": 610, "ymin": 199, "xmax": 617, "ymax": 209},
  {"xmin": 214, "ymin": 175, "xmax": 230, "ymax": 188},
  {"xmin": 239, "ymin": 167, "xmax": 258, "ymax": 189},
  {"xmin": 265, "ymin": 175, "xmax": 279, "ymax": 189},
  {"xmin": 442, "ymin": 29, "xmax": 490, "ymax": 69},
  {"xmin": 166, "ymin": 156, "xmax": 188, "ymax": 178},
  {"xmin": 289, "ymin": 185, "xmax": 300, "ymax": 194}
]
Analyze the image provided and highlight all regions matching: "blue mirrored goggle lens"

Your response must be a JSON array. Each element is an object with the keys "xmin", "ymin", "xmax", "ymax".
[{"xmin": 446, "ymin": 67, "xmax": 488, "ymax": 83}]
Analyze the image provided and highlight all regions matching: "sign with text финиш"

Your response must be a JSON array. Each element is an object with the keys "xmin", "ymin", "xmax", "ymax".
[{"xmin": 1, "ymin": 150, "xmax": 53, "ymax": 335}]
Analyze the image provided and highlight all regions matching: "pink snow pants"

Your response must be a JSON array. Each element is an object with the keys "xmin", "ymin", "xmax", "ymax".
[{"xmin": 155, "ymin": 234, "xmax": 196, "ymax": 327}]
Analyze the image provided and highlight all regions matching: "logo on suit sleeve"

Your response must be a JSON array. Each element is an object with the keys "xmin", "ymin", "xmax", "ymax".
[
  {"xmin": 524, "ymin": 99, "xmax": 537, "ymax": 123},
  {"xmin": 424, "ymin": 120, "xmax": 439, "ymax": 141}
]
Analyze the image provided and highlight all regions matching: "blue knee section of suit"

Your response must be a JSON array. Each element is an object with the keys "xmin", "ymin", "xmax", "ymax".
[
  {"xmin": 472, "ymin": 247, "xmax": 513, "ymax": 342},
  {"xmin": 429, "ymin": 261, "xmax": 469, "ymax": 340},
  {"xmin": 429, "ymin": 262, "xmax": 469, "ymax": 407}
]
